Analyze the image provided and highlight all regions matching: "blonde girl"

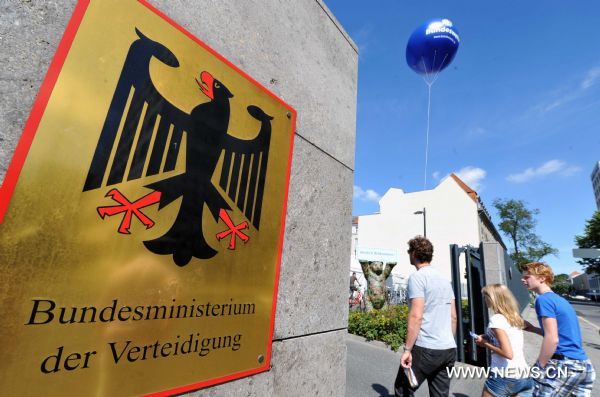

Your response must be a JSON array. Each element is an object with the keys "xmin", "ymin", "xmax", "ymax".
[{"xmin": 475, "ymin": 284, "xmax": 533, "ymax": 397}]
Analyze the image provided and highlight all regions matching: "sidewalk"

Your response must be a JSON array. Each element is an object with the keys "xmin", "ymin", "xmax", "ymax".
[
  {"xmin": 346, "ymin": 306, "xmax": 600, "ymax": 397},
  {"xmin": 521, "ymin": 305, "xmax": 600, "ymax": 376},
  {"xmin": 520, "ymin": 306, "xmax": 543, "ymax": 365},
  {"xmin": 345, "ymin": 333, "xmax": 486, "ymax": 397}
]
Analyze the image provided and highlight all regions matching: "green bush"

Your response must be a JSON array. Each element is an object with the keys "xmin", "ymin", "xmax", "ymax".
[
  {"xmin": 461, "ymin": 298, "xmax": 470, "ymax": 321},
  {"xmin": 348, "ymin": 305, "xmax": 409, "ymax": 351}
]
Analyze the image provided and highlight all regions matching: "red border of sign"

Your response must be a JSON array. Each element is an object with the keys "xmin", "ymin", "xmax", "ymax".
[{"xmin": 0, "ymin": 0, "xmax": 296, "ymax": 395}]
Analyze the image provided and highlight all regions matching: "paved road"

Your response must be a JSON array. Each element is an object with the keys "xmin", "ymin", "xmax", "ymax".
[
  {"xmin": 570, "ymin": 302, "xmax": 600, "ymax": 367},
  {"xmin": 346, "ymin": 334, "xmax": 483, "ymax": 397},
  {"xmin": 520, "ymin": 304, "xmax": 600, "ymax": 378},
  {"xmin": 347, "ymin": 304, "xmax": 600, "ymax": 397},
  {"xmin": 345, "ymin": 334, "xmax": 399, "ymax": 397},
  {"xmin": 572, "ymin": 302, "xmax": 600, "ymax": 330}
]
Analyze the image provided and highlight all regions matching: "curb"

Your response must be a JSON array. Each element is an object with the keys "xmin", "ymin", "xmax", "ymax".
[
  {"xmin": 346, "ymin": 332, "xmax": 401, "ymax": 354},
  {"xmin": 345, "ymin": 332, "xmax": 481, "ymax": 368}
]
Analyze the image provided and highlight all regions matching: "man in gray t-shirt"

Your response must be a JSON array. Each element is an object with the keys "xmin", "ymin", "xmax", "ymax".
[
  {"xmin": 408, "ymin": 266, "xmax": 456, "ymax": 350},
  {"xmin": 394, "ymin": 237, "xmax": 457, "ymax": 397}
]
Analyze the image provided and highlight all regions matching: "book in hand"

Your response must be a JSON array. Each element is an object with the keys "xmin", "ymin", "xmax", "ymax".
[{"xmin": 404, "ymin": 367, "xmax": 419, "ymax": 388}]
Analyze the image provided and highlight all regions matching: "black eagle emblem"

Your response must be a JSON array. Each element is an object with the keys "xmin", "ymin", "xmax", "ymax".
[{"xmin": 83, "ymin": 29, "xmax": 273, "ymax": 266}]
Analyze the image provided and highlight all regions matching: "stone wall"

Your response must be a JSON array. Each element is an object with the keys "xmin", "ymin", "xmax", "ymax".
[
  {"xmin": 481, "ymin": 242, "xmax": 530, "ymax": 311},
  {"xmin": 0, "ymin": 1, "xmax": 357, "ymax": 395},
  {"xmin": 481, "ymin": 242, "xmax": 507, "ymax": 285}
]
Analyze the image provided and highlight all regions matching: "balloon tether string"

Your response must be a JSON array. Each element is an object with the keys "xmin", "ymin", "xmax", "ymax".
[
  {"xmin": 420, "ymin": 52, "xmax": 448, "ymax": 190},
  {"xmin": 424, "ymin": 82, "xmax": 431, "ymax": 190}
]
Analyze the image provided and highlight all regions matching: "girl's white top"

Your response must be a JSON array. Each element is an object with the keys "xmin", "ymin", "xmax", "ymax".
[{"xmin": 485, "ymin": 313, "xmax": 528, "ymax": 378}]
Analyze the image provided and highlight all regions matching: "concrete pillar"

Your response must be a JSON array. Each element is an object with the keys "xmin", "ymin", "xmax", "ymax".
[
  {"xmin": 1, "ymin": 1, "xmax": 357, "ymax": 395},
  {"xmin": 481, "ymin": 242, "xmax": 507, "ymax": 285},
  {"xmin": 481, "ymin": 242, "xmax": 530, "ymax": 311}
]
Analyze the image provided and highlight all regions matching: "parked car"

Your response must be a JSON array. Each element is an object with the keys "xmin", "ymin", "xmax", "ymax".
[{"xmin": 571, "ymin": 295, "xmax": 591, "ymax": 301}]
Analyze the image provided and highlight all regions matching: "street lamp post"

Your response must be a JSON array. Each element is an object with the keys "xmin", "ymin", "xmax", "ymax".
[{"xmin": 414, "ymin": 207, "xmax": 427, "ymax": 238}]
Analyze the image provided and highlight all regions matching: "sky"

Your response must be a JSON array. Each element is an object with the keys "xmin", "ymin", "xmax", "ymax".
[{"xmin": 324, "ymin": 1, "xmax": 600, "ymax": 276}]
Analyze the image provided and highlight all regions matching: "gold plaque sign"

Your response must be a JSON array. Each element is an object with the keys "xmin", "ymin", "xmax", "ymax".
[{"xmin": 0, "ymin": 0, "xmax": 295, "ymax": 395}]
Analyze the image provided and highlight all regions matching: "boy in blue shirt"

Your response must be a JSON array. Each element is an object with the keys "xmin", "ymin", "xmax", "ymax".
[{"xmin": 521, "ymin": 262, "xmax": 595, "ymax": 396}]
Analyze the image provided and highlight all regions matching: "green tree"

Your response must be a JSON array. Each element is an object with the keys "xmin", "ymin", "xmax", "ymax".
[
  {"xmin": 552, "ymin": 273, "xmax": 572, "ymax": 295},
  {"xmin": 574, "ymin": 211, "xmax": 600, "ymax": 274},
  {"xmin": 493, "ymin": 198, "xmax": 558, "ymax": 269}
]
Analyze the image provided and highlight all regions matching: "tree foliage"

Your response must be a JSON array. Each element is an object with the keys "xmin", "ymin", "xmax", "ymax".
[
  {"xmin": 493, "ymin": 198, "xmax": 558, "ymax": 269},
  {"xmin": 552, "ymin": 273, "xmax": 572, "ymax": 295},
  {"xmin": 574, "ymin": 211, "xmax": 600, "ymax": 274}
]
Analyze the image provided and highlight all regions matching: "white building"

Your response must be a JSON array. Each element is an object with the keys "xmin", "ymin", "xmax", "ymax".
[
  {"xmin": 349, "ymin": 217, "xmax": 367, "ymax": 291},
  {"xmin": 351, "ymin": 174, "xmax": 505, "ymax": 285},
  {"xmin": 592, "ymin": 161, "xmax": 600, "ymax": 209}
]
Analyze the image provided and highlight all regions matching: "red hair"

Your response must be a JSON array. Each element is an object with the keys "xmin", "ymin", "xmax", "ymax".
[{"xmin": 523, "ymin": 262, "xmax": 554, "ymax": 286}]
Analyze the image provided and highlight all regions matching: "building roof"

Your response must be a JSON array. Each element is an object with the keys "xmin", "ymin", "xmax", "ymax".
[
  {"xmin": 572, "ymin": 272, "xmax": 590, "ymax": 280},
  {"xmin": 450, "ymin": 173, "xmax": 478, "ymax": 203},
  {"xmin": 449, "ymin": 173, "xmax": 507, "ymax": 249},
  {"xmin": 570, "ymin": 271, "xmax": 582, "ymax": 278},
  {"xmin": 356, "ymin": 174, "xmax": 507, "ymax": 248}
]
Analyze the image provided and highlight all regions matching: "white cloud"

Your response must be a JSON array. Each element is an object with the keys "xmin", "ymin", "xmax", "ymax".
[
  {"xmin": 533, "ymin": 65, "xmax": 600, "ymax": 114},
  {"xmin": 506, "ymin": 160, "xmax": 581, "ymax": 183},
  {"xmin": 432, "ymin": 171, "xmax": 441, "ymax": 180},
  {"xmin": 581, "ymin": 67, "xmax": 600, "ymax": 90},
  {"xmin": 560, "ymin": 165, "xmax": 582, "ymax": 176},
  {"xmin": 542, "ymin": 98, "xmax": 570, "ymax": 113},
  {"xmin": 453, "ymin": 166, "xmax": 486, "ymax": 191},
  {"xmin": 353, "ymin": 185, "xmax": 381, "ymax": 202}
]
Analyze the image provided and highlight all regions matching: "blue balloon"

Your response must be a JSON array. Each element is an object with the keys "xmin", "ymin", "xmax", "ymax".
[{"xmin": 406, "ymin": 19, "xmax": 460, "ymax": 76}]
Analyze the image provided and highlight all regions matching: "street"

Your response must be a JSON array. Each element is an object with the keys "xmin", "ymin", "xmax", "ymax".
[
  {"xmin": 346, "ymin": 304, "xmax": 600, "ymax": 397},
  {"xmin": 346, "ymin": 334, "xmax": 483, "ymax": 397},
  {"xmin": 345, "ymin": 334, "xmax": 400, "ymax": 397},
  {"xmin": 571, "ymin": 301, "xmax": 600, "ymax": 330}
]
